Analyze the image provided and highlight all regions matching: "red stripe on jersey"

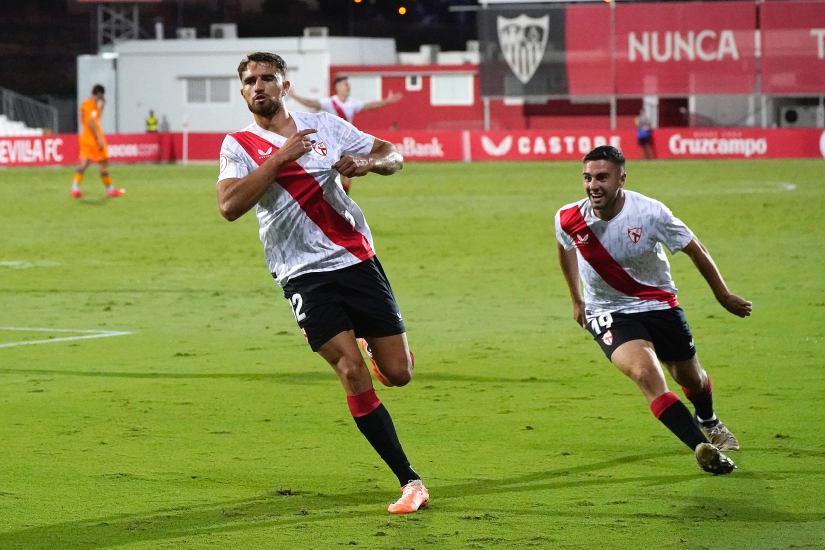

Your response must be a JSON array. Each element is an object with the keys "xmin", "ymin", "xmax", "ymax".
[
  {"xmin": 559, "ymin": 204, "xmax": 678, "ymax": 307},
  {"xmin": 229, "ymin": 131, "xmax": 374, "ymax": 261},
  {"xmin": 330, "ymin": 97, "xmax": 350, "ymax": 122}
]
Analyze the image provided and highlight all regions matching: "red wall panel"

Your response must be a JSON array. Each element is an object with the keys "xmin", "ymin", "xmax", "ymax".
[
  {"xmin": 565, "ymin": 4, "xmax": 614, "ymax": 96},
  {"xmin": 614, "ymin": 2, "xmax": 757, "ymax": 95},
  {"xmin": 761, "ymin": 1, "xmax": 825, "ymax": 94}
]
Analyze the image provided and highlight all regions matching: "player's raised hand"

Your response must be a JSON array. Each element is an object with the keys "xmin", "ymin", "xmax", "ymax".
[
  {"xmin": 385, "ymin": 91, "xmax": 403, "ymax": 104},
  {"xmin": 333, "ymin": 155, "xmax": 373, "ymax": 178},
  {"xmin": 275, "ymin": 128, "xmax": 317, "ymax": 164},
  {"xmin": 720, "ymin": 293, "xmax": 752, "ymax": 317}
]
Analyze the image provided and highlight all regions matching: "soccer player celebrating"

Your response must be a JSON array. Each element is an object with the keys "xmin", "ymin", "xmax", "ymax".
[
  {"xmin": 290, "ymin": 76, "xmax": 402, "ymax": 194},
  {"xmin": 71, "ymin": 84, "xmax": 125, "ymax": 198},
  {"xmin": 555, "ymin": 145, "xmax": 751, "ymax": 474},
  {"xmin": 215, "ymin": 52, "xmax": 428, "ymax": 513}
]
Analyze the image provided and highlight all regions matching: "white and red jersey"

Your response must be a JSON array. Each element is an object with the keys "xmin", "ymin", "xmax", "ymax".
[
  {"xmin": 318, "ymin": 96, "xmax": 364, "ymax": 123},
  {"xmin": 218, "ymin": 111, "xmax": 376, "ymax": 286},
  {"xmin": 555, "ymin": 190, "xmax": 694, "ymax": 315}
]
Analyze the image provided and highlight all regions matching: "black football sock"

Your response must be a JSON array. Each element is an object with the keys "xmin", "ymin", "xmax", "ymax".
[
  {"xmin": 651, "ymin": 392, "xmax": 708, "ymax": 450},
  {"xmin": 682, "ymin": 377, "xmax": 717, "ymax": 425},
  {"xmin": 347, "ymin": 389, "xmax": 420, "ymax": 487}
]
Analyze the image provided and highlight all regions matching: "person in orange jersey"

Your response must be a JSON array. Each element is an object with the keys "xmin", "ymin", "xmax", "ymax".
[{"xmin": 71, "ymin": 84, "xmax": 124, "ymax": 198}]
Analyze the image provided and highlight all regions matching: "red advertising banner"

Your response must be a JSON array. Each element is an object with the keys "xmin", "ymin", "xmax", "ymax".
[
  {"xmin": 381, "ymin": 131, "xmax": 466, "ymax": 162},
  {"xmin": 565, "ymin": 5, "xmax": 613, "ymax": 96},
  {"xmin": 166, "ymin": 133, "xmax": 225, "ymax": 163},
  {"xmin": 761, "ymin": 1, "xmax": 825, "ymax": 95},
  {"xmin": 471, "ymin": 130, "xmax": 638, "ymax": 161},
  {"xmin": 0, "ymin": 134, "xmax": 163, "ymax": 167},
  {"xmin": 3, "ymin": 129, "xmax": 823, "ymax": 167},
  {"xmin": 653, "ymin": 128, "xmax": 825, "ymax": 160},
  {"xmin": 166, "ymin": 131, "xmax": 468, "ymax": 163},
  {"xmin": 0, "ymin": 135, "xmax": 72, "ymax": 167},
  {"xmin": 468, "ymin": 129, "xmax": 824, "ymax": 161},
  {"xmin": 614, "ymin": 2, "xmax": 757, "ymax": 95}
]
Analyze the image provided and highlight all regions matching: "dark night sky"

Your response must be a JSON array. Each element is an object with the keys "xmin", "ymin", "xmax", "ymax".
[{"xmin": 0, "ymin": 0, "xmax": 478, "ymax": 99}]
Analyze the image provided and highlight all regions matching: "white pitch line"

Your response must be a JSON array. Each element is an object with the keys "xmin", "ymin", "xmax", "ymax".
[{"xmin": 0, "ymin": 327, "xmax": 133, "ymax": 348}]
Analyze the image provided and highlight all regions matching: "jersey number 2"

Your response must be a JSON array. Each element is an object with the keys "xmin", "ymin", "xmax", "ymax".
[{"xmin": 290, "ymin": 293, "xmax": 307, "ymax": 322}]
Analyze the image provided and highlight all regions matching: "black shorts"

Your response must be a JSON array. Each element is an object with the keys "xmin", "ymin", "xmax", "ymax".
[
  {"xmin": 638, "ymin": 135, "xmax": 652, "ymax": 146},
  {"xmin": 585, "ymin": 307, "xmax": 696, "ymax": 362},
  {"xmin": 281, "ymin": 256, "xmax": 406, "ymax": 352}
]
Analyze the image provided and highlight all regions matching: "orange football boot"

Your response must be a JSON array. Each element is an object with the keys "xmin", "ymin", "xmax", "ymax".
[
  {"xmin": 357, "ymin": 337, "xmax": 393, "ymax": 387},
  {"xmin": 106, "ymin": 188, "xmax": 126, "ymax": 197},
  {"xmin": 388, "ymin": 480, "xmax": 429, "ymax": 514}
]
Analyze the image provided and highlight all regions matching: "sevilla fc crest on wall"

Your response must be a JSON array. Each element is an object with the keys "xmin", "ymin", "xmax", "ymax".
[
  {"xmin": 497, "ymin": 14, "xmax": 550, "ymax": 85},
  {"xmin": 628, "ymin": 227, "xmax": 642, "ymax": 243}
]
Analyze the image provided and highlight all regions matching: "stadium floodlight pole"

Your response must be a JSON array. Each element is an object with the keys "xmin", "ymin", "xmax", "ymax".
[
  {"xmin": 182, "ymin": 117, "xmax": 189, "ymax": 166},
  {"xmin": 755, "ymin": 0, "xmax": 766, "ymax": 129},
  {"xmin": 610, "ymin": 0, "xmax": 617, "ymax": 130},
  {"xmin": 480, "ymin": 0, "xmax": 490, "ymax": 131},
  {"xmin": 483, "ymin": 97, "xmax": 490, "ymax": 131}
]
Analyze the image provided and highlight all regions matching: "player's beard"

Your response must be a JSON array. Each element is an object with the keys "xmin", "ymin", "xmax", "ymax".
[{"xmin": 247, "ymin": 98, "xmax": 280, "ymax": 117}]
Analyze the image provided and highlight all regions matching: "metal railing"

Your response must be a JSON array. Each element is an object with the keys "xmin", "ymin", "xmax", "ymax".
[{"xmin": 0, "ymin": 86, "xmax": 59, "ymax": 134}]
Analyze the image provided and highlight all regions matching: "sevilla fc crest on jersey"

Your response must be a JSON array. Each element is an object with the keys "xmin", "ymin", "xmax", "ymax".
[
  {"xmin": 628, "ymin": 227, "xmax": 642, "ymax": 243},
  {"xmin": 602, "ymin": 330, "xmax": 614, "ymax": 346},
  {"xmin": 311, "ymin": 142, "xmax": 328, "ymax": 156}
]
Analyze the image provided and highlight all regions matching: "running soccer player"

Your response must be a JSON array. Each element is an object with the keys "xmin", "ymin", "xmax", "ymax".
[
  {"xmin": 555, "ymin": 145, "xmax": 751, "ymax": 475},
  {"xmin": 290, "ymin": 76, "xmax": 402, "ymax": 194},
  {"xmin": 71, "ymin": 84, "xmax": 125, "ymax": 198},
  {"xmin": 215, "ymin": 52, "xmax": 428, "ymax": 513}
]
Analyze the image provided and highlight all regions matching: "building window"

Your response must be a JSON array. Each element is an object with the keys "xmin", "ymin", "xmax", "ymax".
[
  {"xmin": 346, "ymin": 75, "xmax": 382, "ymax": 102},
  {"xmin": 185, "ymin": 77, "xmax": 232, "ymax": 104},
  {"xmin": 430, "ymin": 74, "xmax": 474, "ymax": 106},
  {"xmin": 186, "ymin": 78, "xmax": 207, "ymax": 104},
  {"xmin": 405, "ymin": 75, "xmax": 422, "ymax": 92},
  {"xmin": 209, "ymin": 78, "xmax": 231, "ymax": 103}
]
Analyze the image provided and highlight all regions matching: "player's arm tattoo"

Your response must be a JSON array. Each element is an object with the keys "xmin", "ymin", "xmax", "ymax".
[
  {"xmin": 333, "ymin": 139, "xmax": 402, "ymax": 177},
  {"xmin": 367, "ymin": 139, "xmax": 403, "ymax": 175}
]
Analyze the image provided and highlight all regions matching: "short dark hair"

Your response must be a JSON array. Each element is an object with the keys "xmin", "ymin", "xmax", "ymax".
[
  {"xmin": 92, "ymin": 84, "xmax": 105, "ymax": 95},
  {"xmin": 583, "ymin": 145, "xmax": 625, "ymax": 169},
  {"xmin": 237, "ymin": 52, "xmax": 287, "ymax": 81},
  {"xmin": 332, "ymin": 75, "xmax": 348, "ymax": 87}
]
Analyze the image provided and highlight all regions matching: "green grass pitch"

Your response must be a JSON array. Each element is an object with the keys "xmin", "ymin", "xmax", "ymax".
[{"xmin": 0, "ymin": 159, "xmax": 823, "ymax": 549}]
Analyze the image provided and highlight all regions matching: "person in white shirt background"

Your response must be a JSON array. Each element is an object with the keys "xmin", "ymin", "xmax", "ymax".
[{"xmin": 290, "ymin": 75, "xmax": 403, "ymax": 194}]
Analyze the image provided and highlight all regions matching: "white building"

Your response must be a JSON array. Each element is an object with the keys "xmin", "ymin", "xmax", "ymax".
[{"xmin": 77, "ymin": 32, "xmax": 397, "ymax": 134}]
